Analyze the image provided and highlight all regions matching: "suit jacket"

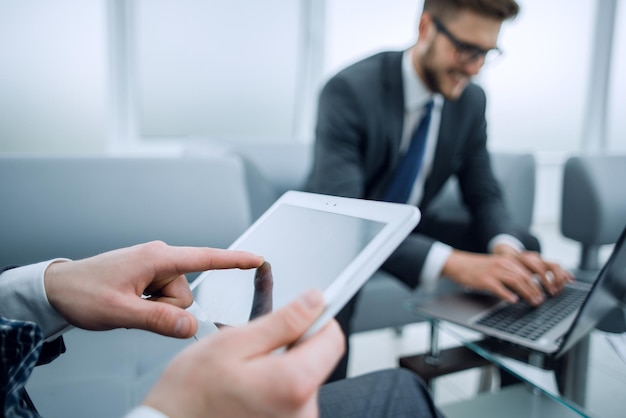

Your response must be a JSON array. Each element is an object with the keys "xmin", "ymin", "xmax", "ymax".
[{"xmin": 306, "ymin": 51, "xmax": 519, "ymax": 287}]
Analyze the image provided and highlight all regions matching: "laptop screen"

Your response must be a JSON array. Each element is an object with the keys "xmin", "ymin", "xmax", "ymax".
[{"xmin": 559, "ymin": 226, "xmax": 626, "ymax": 355}]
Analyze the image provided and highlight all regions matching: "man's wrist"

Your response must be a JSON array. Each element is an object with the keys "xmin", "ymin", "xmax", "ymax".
[
  {"xmin": 492, "ymin": 243, "xmax": 520, "ymax": 256},
  {"xmin": 419, "ymin": 242, "xmax": 453, "ymax": 291},
  {"xmin": 488, "ymin": 234, "xmax": 524, "ymax": 255}
]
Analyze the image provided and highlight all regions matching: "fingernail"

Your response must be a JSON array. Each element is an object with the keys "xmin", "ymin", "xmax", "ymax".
[
  {"xmin": 299, "ymin": 290, "xmax": 323, "ymax": 310},
  {"xmin": 174, "ymin": 316, "xmax": 192, "ymax": 337}
]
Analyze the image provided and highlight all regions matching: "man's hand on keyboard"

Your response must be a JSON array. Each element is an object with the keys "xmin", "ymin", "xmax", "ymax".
[
  {"xmin": 442, "ymin": 249, "xmax": 574, "ymax": 307},
  {"xmin": 513, "ymin": 251, "xmax": 574, "ymax": 296}
]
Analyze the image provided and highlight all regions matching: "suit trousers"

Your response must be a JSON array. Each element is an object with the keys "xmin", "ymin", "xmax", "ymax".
[{"xmin": 319, "ymin": 369, "xmax": 444, "ymax": 418}]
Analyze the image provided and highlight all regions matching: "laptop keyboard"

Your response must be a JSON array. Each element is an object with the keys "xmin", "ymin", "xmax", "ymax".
[{"xmin": 475, "ymin": 286, "xmax": 587, "ymax": 341}]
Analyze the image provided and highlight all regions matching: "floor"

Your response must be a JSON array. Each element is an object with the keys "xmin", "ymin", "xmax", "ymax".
[{"xmin": 346, "ymin": 222, "xmax": 625, "ymax": 417}]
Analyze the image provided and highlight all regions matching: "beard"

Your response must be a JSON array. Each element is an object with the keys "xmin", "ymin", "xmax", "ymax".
[
  {"xmin": 420, "ymin": 43, "xmax": 441, "ymax": 94},
  {"xmin": 418, "ymin": 42, "xmax": 470, "ymax": 100}
]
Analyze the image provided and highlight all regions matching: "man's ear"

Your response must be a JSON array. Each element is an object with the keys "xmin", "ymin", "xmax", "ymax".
[{"xmin": 418, "ymin": 12, "xmax": 436, "ymax": 43}]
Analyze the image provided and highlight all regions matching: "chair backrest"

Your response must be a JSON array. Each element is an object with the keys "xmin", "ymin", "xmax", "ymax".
[
  {"xmin": 184, "ymin": 141, "xmax": 310, "ymax": 221},
  {"xmin": 561, "ymin": 154, "xmax": 626, "ymax": 271},
  {"xmin": 220, "ymin": 145, "xmax": 536, "ymax": 230},
  {"xmin": 0, "ymin": 155, "xmax": 253, "ymax": 267},
  {"xmin": 229, "ymin": 141, "xmax": 313, "ymax": 195}
]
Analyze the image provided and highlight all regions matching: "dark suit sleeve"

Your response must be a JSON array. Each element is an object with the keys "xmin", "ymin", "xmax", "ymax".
[
  {"xmin": 453, "ymin": 87, "xmax": 518, "ymax": 246},
  {"xmin": 381, "ymin": 233, "xmax": 441, "ymax": 288}
]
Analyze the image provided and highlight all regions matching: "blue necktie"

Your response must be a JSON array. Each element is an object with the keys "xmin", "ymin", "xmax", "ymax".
[{"xmin": 383, "ymin": 100, "xmax": 434, "ymax": 203}]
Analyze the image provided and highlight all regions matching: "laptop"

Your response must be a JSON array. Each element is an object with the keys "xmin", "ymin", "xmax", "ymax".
[
  {"xmin": 190, "ymin": 190, "xmax": 420, "ymax": 341},
  {"xmin": 413, "ymin": 225, "xmax": 626, "ymax": 365}
]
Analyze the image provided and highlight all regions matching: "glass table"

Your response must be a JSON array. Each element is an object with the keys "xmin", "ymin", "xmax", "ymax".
[{"xmin": 399, "ymin": 313, "xmax": 626, "ymax": 417}]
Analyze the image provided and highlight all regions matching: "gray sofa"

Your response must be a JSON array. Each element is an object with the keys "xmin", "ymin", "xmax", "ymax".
[{"xmin": 0, "ymin": 147, "xmax": 536, "ymax": 417}]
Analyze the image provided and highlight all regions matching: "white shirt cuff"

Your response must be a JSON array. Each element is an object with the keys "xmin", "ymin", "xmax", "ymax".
[
  {"xmin": 125, "ymin": 406, "xmax": 169, "ymax": 418},
  {"xmin": 419, "ymin": 242, "xmax": 453, "ymax": 292},
  {"xmin": 0, "ymin": 259, "xmax": 72, "ymax": 338},
  {"xmin": 488, "ymin": 234, "xmax": 524, "ymax": 254}
]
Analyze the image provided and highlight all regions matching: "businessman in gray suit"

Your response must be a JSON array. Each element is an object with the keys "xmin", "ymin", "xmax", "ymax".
[{"xmin": 306, "ymin": 0, "xmax": 572, "ymax": 381}]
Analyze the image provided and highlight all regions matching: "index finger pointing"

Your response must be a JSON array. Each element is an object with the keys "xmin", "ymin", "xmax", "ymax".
[{"xmin": 160, "ymin": 246, "xmax": 264, "ymax": 274}]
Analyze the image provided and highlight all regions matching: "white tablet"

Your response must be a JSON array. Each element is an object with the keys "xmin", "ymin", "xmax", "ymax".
[{"xmin": 190, "ymin": 190, "xmax": 420, "ymax": 340}]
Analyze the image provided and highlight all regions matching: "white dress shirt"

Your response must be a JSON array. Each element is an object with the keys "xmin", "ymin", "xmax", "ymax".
[{"xmin": 0, "ymin": 260, "xmax": 70, "ymax": 338}]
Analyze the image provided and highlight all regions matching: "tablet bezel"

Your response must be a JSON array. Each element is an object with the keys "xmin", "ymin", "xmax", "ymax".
[{"xmin": 190, "ymin": 190, "xmax": 420, "ymax": 340}]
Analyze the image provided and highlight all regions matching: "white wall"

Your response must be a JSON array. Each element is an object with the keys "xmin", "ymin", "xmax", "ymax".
[
  {"xmin": 0, "ymin": 0, "xmax": 107, "ymax": 153},
  {"xmin": 1, "ymin": 1, "xmax": 622, "ymax": 153},
  {"xmin": 482, "ymin": 0, "xmax": 594, "ymax": 154},
  {"xmin": 608, "ymin": 0, "xmax": 626, "ymax": 153},
  {"xmin": 323, "ymin": 0, "xmax": 421, "ymax": 81},
  {"xmin": 135, "ymin": 0, "xmax": 301, "ymax": 143},
  {"xmin": 480, "ymin": 0, "xmax": 595, "ymax": 224}
]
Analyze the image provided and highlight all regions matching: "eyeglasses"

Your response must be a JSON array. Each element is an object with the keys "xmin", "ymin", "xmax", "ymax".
[{"xmin": 432, "ymin": 16, "xmax": 502, "ymax": 65}]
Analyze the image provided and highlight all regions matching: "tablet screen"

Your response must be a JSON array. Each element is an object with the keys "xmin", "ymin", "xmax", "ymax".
[{"xmin": 192, "ymin": 203, "xmax": 385, "ymax": 326}]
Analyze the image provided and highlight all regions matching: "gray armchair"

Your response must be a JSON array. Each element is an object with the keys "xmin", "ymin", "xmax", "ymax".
[
  {"xmin": 560, "ymin": 154, "xmax": 626, "ymax": 333},
  {"xmin": 560, "ymin": 154, "xmax": 626, "ymax": 277}
]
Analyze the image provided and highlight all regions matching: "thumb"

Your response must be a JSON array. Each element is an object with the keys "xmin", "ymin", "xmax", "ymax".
[
  {"xmin": 132, "ymin": 299, "xmax": 199, "ymax": 338},
  {"xmin": 223, "ymin": 289, "xmax": 326, "ymax": 357}
]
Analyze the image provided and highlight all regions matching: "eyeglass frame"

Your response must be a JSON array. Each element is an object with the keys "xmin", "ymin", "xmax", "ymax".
[{"xmin": 431, "ymin": 16, "xmax": 502, "ymax": 64}]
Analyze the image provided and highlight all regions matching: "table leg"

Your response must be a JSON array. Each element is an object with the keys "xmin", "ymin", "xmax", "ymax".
[{"xmin": 555, "ymin": 335, "xmax": 590, "ymax": 407}]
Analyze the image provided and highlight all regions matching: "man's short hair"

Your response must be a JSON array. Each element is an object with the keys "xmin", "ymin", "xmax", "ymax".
[{"xmin": 423, "ymin": 0, "xmax": 520, "ymax": 22}]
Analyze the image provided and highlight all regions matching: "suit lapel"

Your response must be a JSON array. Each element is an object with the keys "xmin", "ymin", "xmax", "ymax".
[
  {"xmin": 369, "ymin": 52, "xmax": 406, "ymax": 201},
  {"xmin": 382, "ymin": 52, "xmax": 405, "ymax": 168}
]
